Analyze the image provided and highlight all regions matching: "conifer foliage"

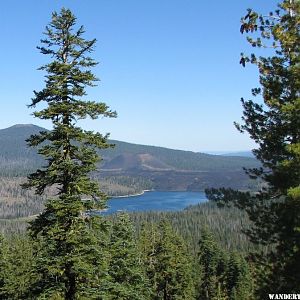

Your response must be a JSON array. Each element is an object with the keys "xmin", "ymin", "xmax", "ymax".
[
  {"xmin": 197, "ymin": 228, "xmax": 227, "ymax": 300},
  {"xmin": 206, "ymin": 0, "xmax": 300, "ymax": 294},
  {"xmin": 23, "ymin": 8, "xmax": 116, "ymax": 299},
  {"xmin": 197, "ymin": 228, "xmax": 253, "ymax": 300},
  {"xmin": 0, "ymin": 235, "xmax": 36, "ymax": 299},
  {"xmin": 139, "ymin": 220, "xmax": 196, "ymax": 300},
  {"xmin": 108, "ymin": 213, "xmax": 151, "ymax": 299}
]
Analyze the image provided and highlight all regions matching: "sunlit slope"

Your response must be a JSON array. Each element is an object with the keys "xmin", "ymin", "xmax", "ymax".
[{"xmin": 0, "ymin": 124, "xmax": 259, "ymax": 175}]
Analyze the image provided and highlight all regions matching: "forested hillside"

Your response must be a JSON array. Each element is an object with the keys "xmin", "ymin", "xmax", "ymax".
[
  {"xmin": 0, "ymin": 211, "xmax": 255, "ymax": 299},
  {"xmin": 0, "ymin": 124, "xmax": 260, "ymax": 191},
  {"xmin": 0, "ymin": 124, "xmax": 259, "ymax": 174},
  {"xmin": 102, "ymin": 140, "xmax": 258, "ymax": 171},
  {"xmin": 0, "ymin": 124, "xmax": 44, "ymax": 176}
]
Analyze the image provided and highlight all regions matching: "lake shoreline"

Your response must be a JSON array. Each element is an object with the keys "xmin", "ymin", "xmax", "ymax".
[
  {"xmin": 110, "ymin": 189, "xmax": 207, "ymax": 199},
  {"xmin": 111, "ymin": 189, "xmax": 152, "ymax": 199}
]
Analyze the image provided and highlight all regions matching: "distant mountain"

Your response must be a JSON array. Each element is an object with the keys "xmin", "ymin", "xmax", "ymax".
[
  {"xmin": 0, "ymin": 124, "xmax": 45, "ymax": 176},
  {"xmin": 102, "ymin": 153, "xmax": 174, "ymax": 171},
  {"xmin": 220, "ymin": 151, "xmax": 254, "ymax": 158},
  {"xmin": 0, "ymin": 124, "xmax": 260, "ymax": 190},
  {"xmin": 101, "ymin": 141, "xmax": 259, "ymax": 172}
]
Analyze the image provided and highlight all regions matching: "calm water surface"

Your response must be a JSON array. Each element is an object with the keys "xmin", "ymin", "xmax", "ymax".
[{"xmin": 103, "ymin": 191, "xmax": 207, "ymax": 214}]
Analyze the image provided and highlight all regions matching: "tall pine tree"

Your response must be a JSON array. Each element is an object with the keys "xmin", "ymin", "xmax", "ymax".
[
  {"xmin": 197, "ymin": 228, "xmax": 227, "ymax": 300},
  {"xmin": 23, "ymin": 8, "xmax": 116, "ymax": 299},
  {"xmin": 225, "ymin": 252, "xmax": 253, "ymax": 300},
  {"xmin": 197, "ymin": 228, "xmax": 254, "ymax": 300},
  {"xmin": 107, "ymin": 213, "xmax": 151, "ymax": 300},
  {"xmin": 139, "ymin": 220, "xmax": 196, "ymax": 300},
  {"xmin": 206, "ymin": 0, "xmax": 300, "ymax": 294}
]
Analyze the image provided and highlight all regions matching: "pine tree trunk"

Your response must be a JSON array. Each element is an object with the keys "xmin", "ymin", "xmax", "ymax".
[{"xmin": 65, "ymin": 264, "xmax": 76, "ymax": 300}]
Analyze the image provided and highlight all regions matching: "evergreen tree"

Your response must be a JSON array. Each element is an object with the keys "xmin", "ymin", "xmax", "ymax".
[
  {"xmin": 139, "ymin": 220, "xmax": 196, "ymax": 300},
  {"xmin": 197, "ymin": 229, "xmax": 254, "ymax": 300},
  {"xmin": 107, "ymin": 213, "xmax": 151, "ymax": 300},
  {"xmin": 206, "ymin": 0, "xmax": 300, "ymax": 294},
  {"xmin": 225, "ymin": 252, "xmax": 253, "ymax": 300},
  {"xmin": 0, "ymin": 235, "xmax": 36, "ymax": 300},
  {"xmin": 23, "ymin": 8, "xmax": 116, "ymax": 299},
  {"xmin": 197, "ymin": 228, "xmax": 227, "ymax": 300}
]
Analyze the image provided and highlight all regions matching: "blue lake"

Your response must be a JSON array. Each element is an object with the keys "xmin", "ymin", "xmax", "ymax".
[{"xmin": 103, "ymin": 191, "xmax": 207, "ymax": 214}]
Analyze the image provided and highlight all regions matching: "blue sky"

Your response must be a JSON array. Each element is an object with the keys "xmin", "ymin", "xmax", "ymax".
[{"xmin": 1, "ymin": 0, "xmax": 278, "ymax": 152}]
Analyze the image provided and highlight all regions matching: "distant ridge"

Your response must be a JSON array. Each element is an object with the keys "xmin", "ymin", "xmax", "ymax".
[
  {"xmin": 102, "ymin": 140, "xmax": 259, "ymax": 172},
  {"xmin": 220, "ymin": 151, "xmax": 254, "ymax": 158},
  {"xmin": 0, "ymin": 124, "xmax": 259, "ymax": 173},
  {"xmin": 0, "ymin": 124, "xmax": 46, "ymax": 176},
  {"xmin": 0, "ymin": 124, "xmax": 260, "ymax": 190},
  {"xmin": 9, "ymin": 124, "xmax": 37, "ymax": 128},
  {"xmin": 102, "ymin": 153, "xmax": 174, "ymax": 171},
  {"xmin": 0, "ymin": 124, "xmax": 45, "ymax": 134}
]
